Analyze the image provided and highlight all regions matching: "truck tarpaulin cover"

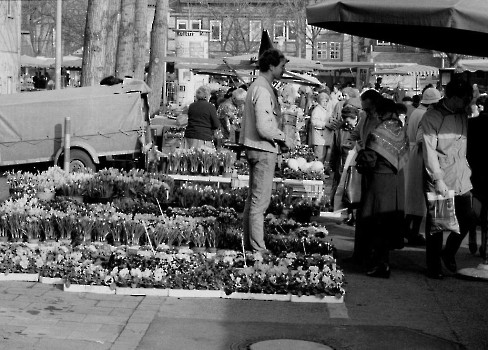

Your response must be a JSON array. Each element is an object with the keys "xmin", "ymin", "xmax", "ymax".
[{"xmin": 0, "ymin": 85, "xmax": 144, "ymax": 165}]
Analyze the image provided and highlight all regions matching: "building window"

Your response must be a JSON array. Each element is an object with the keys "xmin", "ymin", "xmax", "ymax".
[
  {"xmin": 210, "ymin": 20, "xmax": 221, "ymax": 41},
  {"xmin": 177, "ymin": 20, "xmax": 187, "ymax": 30},
  {"xmin": 377, "ymin": 40, "xmax": 391, "ymax": 46},
  {"xmin": 273, "ymin": 21, "xmax": 285, "ymax": 40},
  {"xmin": 249, "ymin": 20, "xmax": 262, "ymax": 42},
  {"xmin": 287, "ymin": 21, "xmax": 297, "ymax": 42},
  {"xmin": 317, "ymin": 42, "xmax": 327, "ymax": 59},
  {"xmin": 330, "ymin": 42, "xmax": 341, "ymax": 59},
  {"xmin": 190, "ymin": 20, "xmax": 201, "ymax": 30},
  {"xmin": 7, "ymin": 77, "xmax": 12, "ymax": 94}
]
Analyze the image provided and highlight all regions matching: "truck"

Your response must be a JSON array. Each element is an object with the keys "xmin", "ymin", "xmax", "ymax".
[{"xmin": 0, "ymin": 79, "xmax": 151, "ymax": 171}]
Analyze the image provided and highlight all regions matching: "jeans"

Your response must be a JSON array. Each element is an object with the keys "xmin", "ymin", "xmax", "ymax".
[
  {"xmin": 243, "ymin": 148, "xmax": 277, "ymax": 251},
  {"xmin": 425, "ymin": 191, "xmax": 473, "ymax": 272}
]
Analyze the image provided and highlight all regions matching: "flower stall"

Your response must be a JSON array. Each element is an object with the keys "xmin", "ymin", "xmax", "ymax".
[{"xmin": 0, "ymin": 165, "xmax": 344, "ymax": 301}]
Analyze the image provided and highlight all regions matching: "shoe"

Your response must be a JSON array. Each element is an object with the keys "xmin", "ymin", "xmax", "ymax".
[
  {"xmin": 426, "ymin": 270, "xmax": 444, "ymax": 280},
  {"xmin": 342, "ymin": 218, "xmax": 356, "ymax": 226},
  {"xmin": 469, "ymin": 242, "xmax": 478, "ymax": 255},
  {"xmin": 407, "ymin": 234, "xmax": 426, "ymax": 246},
  {"xmin": 441, "ymin": 252, "xmax": 457, "ymax": 273},
  {"xmin": 366, "ymin": 263, "xmax": 390, "ymax": 278}
]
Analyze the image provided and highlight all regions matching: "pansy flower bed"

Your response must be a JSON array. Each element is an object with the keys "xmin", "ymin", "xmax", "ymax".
[{"xmin": 0, "ymin": 241, "xmax": 345, "ymax": 298}]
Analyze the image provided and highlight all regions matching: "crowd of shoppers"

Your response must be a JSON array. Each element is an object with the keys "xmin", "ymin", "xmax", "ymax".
[{"xmin": 182, "ymin": 50, "xmax": 482, "ymax": 280}]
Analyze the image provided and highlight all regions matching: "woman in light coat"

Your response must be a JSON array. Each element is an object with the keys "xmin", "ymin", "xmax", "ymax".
[{"xmin": 310, "ymin": 92, "xmax": 336, "ymax": 164}]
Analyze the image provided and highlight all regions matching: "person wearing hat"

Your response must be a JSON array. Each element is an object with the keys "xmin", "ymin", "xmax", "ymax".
[
  {"xmin": 404, "ymin": 87, "xmax": 441, "ymax": 247},
  {"xmin": 330, "ymin": 104, "xmax": 360, "ymax": 226}
]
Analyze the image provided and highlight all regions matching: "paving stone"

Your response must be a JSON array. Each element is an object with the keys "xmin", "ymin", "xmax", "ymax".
[
  {"xmin": 9, "ymin": 317, "xmax": 60, "ymax": 327},
  {"xmin": 56, "ymin": 321, "xmax": 104, "ymax": 331},
  {"xmin": 97, "ymin": 300, "xmax": 140, "ymax": 309},
  {"xmin": 124, "ymin": 322, "xmax": 150, "ymax": 333},
  {"xmin": 21, "ymin": 326, "xmax": 70, "ymax": 339},
  {"xmin": 110, "ymin": 308, "xmax": 135, "ymax": 317},
  {"xmin": 0, "ymin": 292, "xmax": 19, "ymax": 300},
  {"xmin": 35, "ymin": 337, "xmax": 112, "ymax": 350},
  {"xmin": 111, "ymin": 337, "xmax": 141, "ymax": 350},
  {"xmin": 5, "ymin": 287, "xmax": 48, "ymax": 296},
  {"xmin": 0, "ymin": 300, "xmax": 34, "ymax": 309},
  {"xmin": 67, "ymin": 330, "xmax": 118, "ymax": 343},
  {"xmin": 0, "ymin": 316, "xmax": 14, "ymax": 324},
  {"xmin": 82, "ymin": 314, "xmax": 129, "ymax": 325},
  {"xmin": 99, "ymin": 323, "xmax": 125, "ymax": 333},
  {"xmin": 70, "ymin": 305, "xmax": 114, "ymax": 315},
  {"xmin": 83, "ymin": 293, "xmax": 125, "ymax": 301}
]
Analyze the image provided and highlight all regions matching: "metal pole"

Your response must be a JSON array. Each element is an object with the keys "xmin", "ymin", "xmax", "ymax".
[
  {"xmin": 55, "ymin": 0, "xmax": 62, "ymax": 90},
  {"xmin": 64, "ymin": 117, "xmax": 71, "ymax": 173}
]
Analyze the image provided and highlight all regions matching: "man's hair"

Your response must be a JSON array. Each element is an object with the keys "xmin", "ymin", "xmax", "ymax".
[
  {"xmin": 361, "ymin": 89, "xmax": 382, "ymax": 103},
  {"xmin": 258, "ymin": 49, "xmax": 285, "ymax": 72},
  {"xmin": 445, "ymin": 77, "xmax": 473, "ymax": 99},
  {"xmin": 195, "ymin": 85, "xmax": 211, "ymax": 100},
  {"xmin": 375, "ymin": 97, "xmax": 398, "ymax": 117},
  {"xmin": 396, "ymin": 102, "xmax": 408, "ymax": 115}
]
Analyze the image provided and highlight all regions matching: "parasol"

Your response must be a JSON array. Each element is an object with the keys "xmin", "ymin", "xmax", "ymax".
[{"xmin": 306, "ymin": 0, "xmax": 488, "ymax": 57}]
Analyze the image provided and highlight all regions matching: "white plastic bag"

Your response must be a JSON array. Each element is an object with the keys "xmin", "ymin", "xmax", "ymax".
[{"xmin": 427, "ymin": 190, "xmax": 460, "ymax": 234}]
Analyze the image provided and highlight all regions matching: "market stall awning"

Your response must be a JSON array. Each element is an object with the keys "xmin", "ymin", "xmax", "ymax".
[
  {"xmin": 20, "ymin": 55, "xmax": 52, "ymax": 68},
  {"xmin": 225, "ymin": 53, "xmax": 323, "ymax": 72},
  {"xmin": 457, "ymin": 59, "xmax": 488, "ymax": 72},
  {"xmin": 306, "ymin": 0, "xmax": 488, "ymax": 57},
  {"xmin": 372, "ymin": 64, "xmax": 439, "ymax": 76},
  {"xmin": 318, "ymin": 61, "xmax": 375, "ymax": 71}
]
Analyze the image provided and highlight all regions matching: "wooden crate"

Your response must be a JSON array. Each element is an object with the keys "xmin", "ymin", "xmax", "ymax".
[
  {"xmin": 283, "ymin": 179, "xmax": 324, "ymax": 199},
  {"xmin": 231, "ymin": 175, "xmax": 282, "ymax": 189}
]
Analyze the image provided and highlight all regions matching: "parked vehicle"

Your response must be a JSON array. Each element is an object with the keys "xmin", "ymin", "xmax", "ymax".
[{"xmin": 0, "ymin": 80, "xmax": 151, "ymax": 171}]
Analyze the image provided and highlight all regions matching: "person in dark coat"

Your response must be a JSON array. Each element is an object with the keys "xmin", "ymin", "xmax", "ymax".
[
  {"xmin": 184, "ymin": 85, "xmax": 220, "ymax": 149},
  {"xmin": 467, "ymin": 95, "xmax": 488, "ymax": 258},
  {"xmin": 356, "ymin": 98, "xmax": 409, "ymax": 278},
  {"xmin": 330, "ymin": 104, "xmax": 360, "ymax": 225}
]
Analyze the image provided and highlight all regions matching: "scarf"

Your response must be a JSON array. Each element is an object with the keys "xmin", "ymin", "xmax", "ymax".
[{"xmin": 366, "ymin": 115, "xmax": 409, "ymax": 171}]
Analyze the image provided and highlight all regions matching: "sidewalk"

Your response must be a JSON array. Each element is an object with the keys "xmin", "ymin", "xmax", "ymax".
[{"xmin": 0, "ymin": 220, "xmax": 486, "ymax": 350}]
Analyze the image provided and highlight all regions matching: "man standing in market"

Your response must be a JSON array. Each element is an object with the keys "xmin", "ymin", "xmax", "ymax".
[
  {"xmin": 421, "ymin": 77, "xmax": 474, "ymax": 279},
  {"xmin": 239, "ymin": 48, "xmax": 295, "ymax": 253}
]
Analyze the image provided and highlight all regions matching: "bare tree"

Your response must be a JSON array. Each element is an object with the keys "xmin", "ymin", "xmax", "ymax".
[
  {"xmin": 147, "ymin": 0, "xmax": 169, "ymax": 116},
  {"xmin": 81, "ymin": 0, "xmax": 110, "ymax": 86},
  {"xmin": 116, "ymin": 0, "xmax": 136, "ymax": 78},
  {"xmin": 22, "ymin": 0, "xmax": 88, "ymax": 56},
  {"xmin": 133, "ymin": 0, "xmax": 149, "ymax": 80},
  {"xmin": 103, "ymin": 0, "xmax": 122, "ymax": 77}
]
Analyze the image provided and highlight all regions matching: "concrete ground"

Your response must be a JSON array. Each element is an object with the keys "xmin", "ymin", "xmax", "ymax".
[
  {"xmin": 0, "ymin": 221, "xmax": 487, "ymax": 350},
  {"xmin": 1, "ymin": 176, "xmax": 488, "ymax": 349}
]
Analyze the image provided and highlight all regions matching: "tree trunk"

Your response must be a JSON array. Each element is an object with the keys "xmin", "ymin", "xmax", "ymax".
[
  {"xmin": 81, "ymin": 0, "xmax": 110, "ymax": 87},
  {"xmin": 133, "ymin": 0, "xmax": 148, "ymax": 80},
  {"xmin": 103, "ymin": 0, "xmax": 121, "ymax": 77},
  {"xmin": 115, "ymin": 0, "xmax": 136, "ymax": 78},
  {"xmin": 147, "ymin": 0, "xmax": 168, "ymax": 117}
]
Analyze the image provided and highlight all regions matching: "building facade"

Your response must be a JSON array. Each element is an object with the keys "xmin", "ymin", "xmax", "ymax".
[{"xmin": 0, "ymin": 0, "xmax": 21, "ymax": 94}]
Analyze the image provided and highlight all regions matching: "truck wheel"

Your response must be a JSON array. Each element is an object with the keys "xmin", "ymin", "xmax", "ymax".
[{"xmin": 63, "ymin": 149, "xmax": 96, "ymax": 172}]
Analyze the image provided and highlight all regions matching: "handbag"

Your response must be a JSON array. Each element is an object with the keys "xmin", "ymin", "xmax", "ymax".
[
  {"xmin": 427, "ymin": 190, "xmax": 460, "ymax": 234},
  {"xmin": 342, "ymin": 165, "xmax": 362, "ymax": 205}
]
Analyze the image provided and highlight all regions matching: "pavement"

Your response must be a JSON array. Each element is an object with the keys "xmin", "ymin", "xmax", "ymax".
[
  {"xmin": 1, "ymin": 176, "xmax": 488, "ymax": 349},
  {"xmin": 0, "ymin": 218, "xmax": 487, "ymax": 350}
]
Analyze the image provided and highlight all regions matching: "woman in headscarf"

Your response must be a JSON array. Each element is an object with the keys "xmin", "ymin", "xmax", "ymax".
[{"xmin": 356, "ymin": 97, "xmax": 409, "ymax": 278}]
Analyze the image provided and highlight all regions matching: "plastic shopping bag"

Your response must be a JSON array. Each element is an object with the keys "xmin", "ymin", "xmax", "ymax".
[{"xmin": 427, "ymin": 190, "xmax": 460, "ymax": 234}]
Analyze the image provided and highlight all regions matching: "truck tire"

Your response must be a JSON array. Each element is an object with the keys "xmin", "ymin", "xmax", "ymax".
[{"xmin": 61, "ymin": 149, "xmax": 96, "ymax": 172}]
